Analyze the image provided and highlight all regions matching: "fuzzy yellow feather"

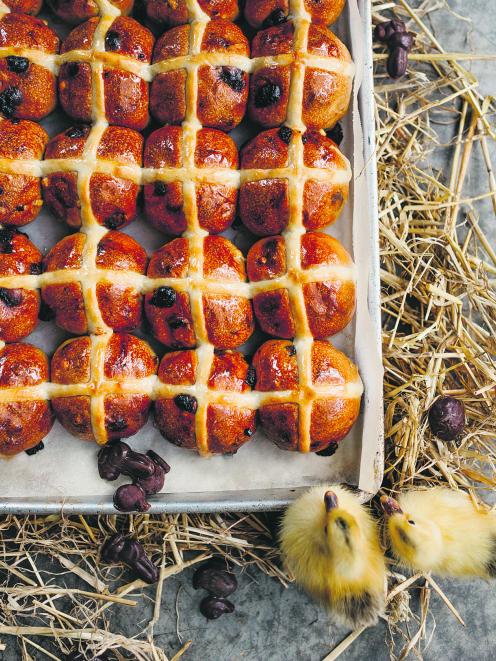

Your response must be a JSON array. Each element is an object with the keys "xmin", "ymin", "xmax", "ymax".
[
  {"xmin": 382, "ymin": 487, "xmax": 496, "ymax": 578},
  {"xmin": 280, "ymin": 485, "xmax": 386, "ymax": 629}
]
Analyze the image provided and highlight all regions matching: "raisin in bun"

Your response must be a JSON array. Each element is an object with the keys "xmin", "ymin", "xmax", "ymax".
[
  {"xmin": 145, "ymin": 0, "xmax": 238, "ymax": 27},
  {"xmin": 51, "ymin": 333, "xmax": 157, "ymax": 443},
  {"xmin": 41, "ymin": 231, "xmax": 147, "ymax": 335},
  {"xmin": 244, "ymin": 0, "xmax": 346, "ymax": 29},
  {"xmin": 42, "ymin": 125, "xmax": 142, "ymax": 230},
  {"xmin": 0, "ymin": 118, "xmax": 48, "ymax": 226},
  {"xmin": 59, "ymin": 17, "xmax": 154, "ymax": 130},
  {"xmin": 150, "ymin": 20, "xmax": 249, "ymax": 130},
  {"xmin": 144, "ymin": 126, "xmax": 238, "ymax": 235},
  {"xmin": 0, "ymin": 229, "xmax": 41, "ymax": 342},
  {"xmin": 3, "ymin": 0, "xmax": 42, "ymax": 14},
  {"xmin": 145, "ymin": 236, "xmax": 254, "ymax": 349},
  {"xmin": 0, "ymin": 343, "xmax": 53, "ymax": 456},
  {"xmin": 155, "ymin": 349, "xmax": 256, "ymax": 455},
  {"xmin": 249, "ymin": 22, "xmax": 353, "ymax": 129},
  {"xmin": 47, "ymin": 0, "xmax": 134, "ymax": 25},
  {"xmin": 253, "ymin": 339, "xmax": 361, "ymax": 453},
  {"xmin": 0, "ymin": 14, "xmax": 59, "ymax": 121},
  {"xmin": 239, "ymin": 128, "xmax": 350, "ymax": 235},
  {"xmin": 247, "ymin": 233, "xmax": 355, "ymax": 338}
]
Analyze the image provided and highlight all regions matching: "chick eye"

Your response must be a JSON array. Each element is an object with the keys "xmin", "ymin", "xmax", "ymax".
[
  {"xmin": 408, "ymin": 519, "xmax": 416, "ymax": 526},
  {"xmin": 336, "ymin": 517, "xmax": 348, "ymax": 530}
]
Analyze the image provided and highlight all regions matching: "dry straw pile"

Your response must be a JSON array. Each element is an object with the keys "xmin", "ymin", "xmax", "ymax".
[{"xmin": 1, "ymin": 0, "xmax": 495, "ymax": 658}]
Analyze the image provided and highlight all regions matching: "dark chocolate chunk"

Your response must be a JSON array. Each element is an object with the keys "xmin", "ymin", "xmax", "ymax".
[
  {"xmin": 25, "ymin": 441, "xmax": 44, "ymax": 456},
  {"xmin": 150, "ymin": 286, "xmax": 176, "ymax": 308},
  {"xmin": 278, "ymin": 126, "xmax": 292, "ymax": 144},
  {"xmin": 254, "ymin": 82, "xmax": 281, "ymax": 108},
  {"xmin": 174, "ymin": 394, "xmax": 198, "ymax": 413},
  {"xmin": 219, "ymin": 67, "xmax": 245, "ymax": 93},
  {"xmin": 0, "ymin": 86, "xmax": 23, "ymax": 118},
  {"xmin": 6, "ymin": 56, "xmax": 29, "ymax": 74}
]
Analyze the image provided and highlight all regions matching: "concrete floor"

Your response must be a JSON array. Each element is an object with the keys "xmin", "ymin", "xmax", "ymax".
[{"xmin": 2, "ymin": 1, "xmax": 496, "ymax": 659}]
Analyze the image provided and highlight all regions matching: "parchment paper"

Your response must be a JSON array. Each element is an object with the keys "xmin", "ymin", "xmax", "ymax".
[{"xmin": 0, "ymin": 0, "xmax": 383, "ymax": 504}]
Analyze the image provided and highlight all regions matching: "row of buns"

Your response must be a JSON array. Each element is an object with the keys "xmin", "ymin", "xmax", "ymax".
[{"xmin": 0, "ymin": 14, "xmax": 353, "ymax": 130}]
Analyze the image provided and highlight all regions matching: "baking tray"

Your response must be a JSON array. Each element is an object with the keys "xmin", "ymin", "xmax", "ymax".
[{"xmin": 0, "ymin": 0, "xmax": 383, "ymax": 514}]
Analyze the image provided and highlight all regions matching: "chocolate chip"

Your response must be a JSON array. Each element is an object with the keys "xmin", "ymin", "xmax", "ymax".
[
  {"xmin": 15, "ymin": 205, "xmax": 24, "ymax": 212},
  {"xmin": 326, "ymin": 122, "xmax": 343, "ymax": 146},
  {"xmin": 219, "ymin": 67, "xmax": 245, "ymax": 93},
  {"xmin": 0, "ymin": 288, "xmax": 22, "ymax": 307},
  {"xmin": 6, "ymin": 56, "xmax": 29, "ymax": 74},
  {"xmin": 25, "ymin": 441, "xmax": 44, "ymax": 456},
  {"xmin": 150, "ymin": 286, "xmax": 176, "ymax": 308},
  {"xmin": 174, "ymin": 394, "xmax": 198, "ymax": 413},
  {"xmin": 254, "ymin": 82, "xmax": 281, "ymax": 108},
  {"xmin": 278, "ymin": 126, "xmax": 292, "ymax": 144},
  {"xmin": 29, "ymin": 262, "xmax": 42, "ymax": 275},
  {"xmin": 0, "ymin": 228, "xmax": 15, "ymax": 253},
  {"xmin": 0, "ymin": 86, "xmax": 22, "ymax": 118},
  {"xmin": 65, "ymin": 125, "xmax": 87, "ymax": 139},
  {"xmin": 263, "ymin": 8, "xmax": 287, "ymax": 27},
  {"xmin": 107, "ymin": 418, "xmax": 128, "ymax": 432},
  {"xmin": 245, "ymin": 366, "xmax": 256, "ymax": 388},
  {"xmin": 104, "ymin": 211, "xmax": 126, "ymax": 230},
  {"xmin": 316, "ymin": 441, "xmax": 339, "ymax": 457},
  {"xmin": 38, "ymin": 301, "xmax": 56, "ymax": 321},
  {"xmin": 286, "ymin": 344, "xmax": 296, "ymax": 356},
  {"xmin": 154, "ymin": 181, "xmax": 167, "ymax": 196},
  {"xmin": 67, "ymin": 62, "xmax": 80, "ymax": 78},
  {"xmin": 105, "ymin": 30, "xmax": 121, "ymax": 51},
  {"xmin": 168, "ymin": 316, "xmax": 187, "ymax": 329}
]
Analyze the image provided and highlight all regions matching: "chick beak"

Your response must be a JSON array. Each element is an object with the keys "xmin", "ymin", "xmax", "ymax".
[
  {"xmin": 324, "ymin": 490, "xmax": 338, "ymax": 512},
  {"xmin": 380, "ymin": 495, "xmax": 403, "ymax": 516}
]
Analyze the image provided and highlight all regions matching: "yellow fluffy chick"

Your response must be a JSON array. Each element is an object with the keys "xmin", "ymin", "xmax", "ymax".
[
  {"xmin": 280, "ymin": 485, "xmax": 386, "ymax": 629},
  {"xmin": 381, "ymin": 487, "xmax": 496, "ymax": 578}
]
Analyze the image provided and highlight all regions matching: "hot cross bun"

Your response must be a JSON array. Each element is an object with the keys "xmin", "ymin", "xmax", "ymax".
[
  {"xmin": 239, "ymin": 128, "xmax": 350, "ymax": 235},
  {"xmin": 249, "ymin": 21, "xmax": 353, "ymax": 129},
  {"xmin": 0, "ymin": 14, "xmax": 59, "ymax": 121},
  {"xmin": 41, "ymin": 231, "xmax": 147, "ymax": 335},
  {"xmin": 0, "ymin": 118, "xmax": 48, "ymax": 226},
  {"xmin": 150, "ymin": 20, "xmax": 249, "ymax": 130},
  {"xmin": 3, "ymin": 0, "xmax": 42, "ymax": 14},
  {"xmin": 145, "ymin": 235, "xmax": 254, "ymax": 349},
  {"xmin": 144, "ymin": 0, "xmax": 238, "ymax": 27},
  {"xmin": 144, "ymin": 126, "xmax": 238, "ymax": 235},
  {"xmin": 0, "ymin": 343, "xmax": 53, "ymax": 456},
  {"xmin": 42, "ymin": 124, "xmax": 143, "ymax": 230},
  {"xmin": 253, "ymin": 339, "xmax": 361, "ymax": 453},
  {"xmin": 59, "ymin": 16, "xmax": 154, "ymax": 130},
  {"xmin": 155, "ymin": 349, "xmax": 256, "ymax": 455},
  {"xmin": 247, "ymin": 232, "xmax": 355, "ymax": 338},
  {"xmin": 244, "ymin": 0, "xmax": 346, "ymax": 29},
  {"xmin": 51, "ymin": 333, "xmax": 157, "ymax": 443},
  {"xmin": 47, "ymin": 0, "xmax": 134, "ymax": 25},
  {"xmin": 0, "ymin": 229, "xmax": 41, "ymax": 343}
]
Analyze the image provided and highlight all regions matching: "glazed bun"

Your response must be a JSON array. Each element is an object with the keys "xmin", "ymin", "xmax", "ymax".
[
  {"xmin": 247, "ymin": 232, "xmax": 355, "ymax": 338},
  {"xmin": 249, "ymin": 22, "xmax": 353, "ymax": 129},
  {"xmin": 244, "ymin": 0, "xmax": 346, "ymax": 29},
  {"xmin": 145, "ymin": 236, "xmax": 254, "ymax": 349},
  {"xmin": 253, "ymin": 339, "xmax": 361, "ymax": 453},
  {"xmin": 0, "ymin": 343, "xmax": 53, "ymax": 457},
  {"xmin": 0, "ymin": 14, "xmax": 59, "ymax": 121},
  {"xmin": 0, "ymin": 229, "xmax": 41, "ymax": 342},
  {"xmin": 150, "ymin": 20, "xmax": 249, "ymax": 130},
  {"xmin": 3, "ymin": 0, "xmax": 42, "ymax": 14},
  {"xmin": 43, "ymin": 125, "xmax": 142, "ymax": 230},
  {"xmin": 59, "ymin": 17, "xmax": 154, "ymax": 130},
  {"xmin": 155, "ymin": 349, "xmax": 256, "ymax": 455},
  {"xmin": 240, "ymin": 128, "xmax": 350, "ymax": 235},
  {"xmin": 145, "ymin": 0, "xmax": 238, "ymax": 26},
  {"xmin": 41, "ymin": 231, "xmax": 147, "ymax": 335},
  {"xmin": 47, "ymin": 0, "xmax": 134, "ymax": 25},
  {"xmin": 144, "ymin": 126, "xmax": 238, "ymax": 235},
  {"xmin": 0, "ymin": 118, "xmax": 48, "ymax": 226},
  {"xmin": 51, "ymin": 333, "xmax": 157, "ymax": 443}
]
